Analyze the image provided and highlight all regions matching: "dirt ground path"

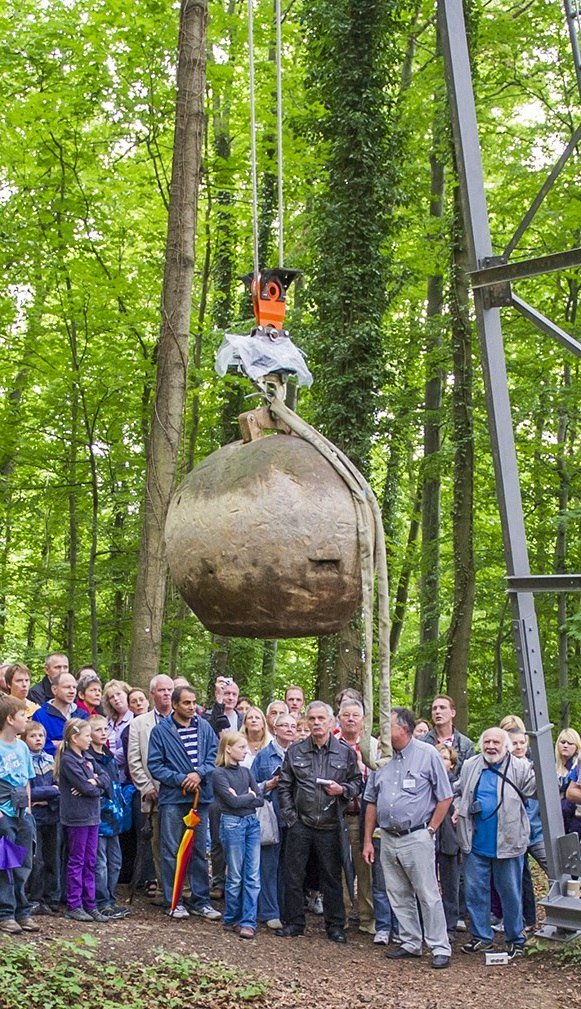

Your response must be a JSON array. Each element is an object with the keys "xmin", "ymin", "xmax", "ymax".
[{"xmin": 26, "ymin": 889, "xmax": 580, "ymax": 1009}]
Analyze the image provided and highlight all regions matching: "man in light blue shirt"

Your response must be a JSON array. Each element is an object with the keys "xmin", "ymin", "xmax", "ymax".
[{"xmin": 363, "ymin": 707, "xmax": 453, "ymax": 969}]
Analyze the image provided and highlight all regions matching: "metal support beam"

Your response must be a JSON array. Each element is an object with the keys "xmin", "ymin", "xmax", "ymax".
[
  {"xmin": 471, "ymin": 247, "xmax": 581, "ymax": 288},
  {"xmin": 563, "ymin": 0, "xmax": 581, "ymax": 96},
  {"xmin": 511, "ymin": 294, "xmax": 581, "ymax": 357},
  {"xmin": 438, "ymin": 0, "xmax": 580, "ymax": 934},
  {"xmin": 503, "ymin": 122, "xmax": 581, "ymax": 260},
  {"xmin": 507, "ymin": 574, "xmax": 581, "ymax": 593}
]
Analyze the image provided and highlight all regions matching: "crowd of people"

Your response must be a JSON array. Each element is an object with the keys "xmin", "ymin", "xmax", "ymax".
[{"xmin": 0, "ymin": 653, "xmax": 580, "ymax": 969}]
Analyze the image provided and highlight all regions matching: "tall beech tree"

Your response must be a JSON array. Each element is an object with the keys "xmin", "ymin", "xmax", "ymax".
[
  {"xmin": 129, "ymin": 0, "xmax": 209, "ymax": 685},
  {"xmin": 442, "ymin": 184, "xmax": 475, "ymax": 733},
  {"xmin": 414, "ymin": 110, "xmax": 446, "ymax": 715}
]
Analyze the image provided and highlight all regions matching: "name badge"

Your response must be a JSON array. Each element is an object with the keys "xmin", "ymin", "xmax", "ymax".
[{"xmin": 403, "ymin": 775, "xmax": 416, "ymax": 790}]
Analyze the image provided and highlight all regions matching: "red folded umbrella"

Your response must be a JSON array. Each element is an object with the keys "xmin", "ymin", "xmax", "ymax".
[{"xmin": 170, "ymin": 790, "xmax": 201, "ymax": 912}]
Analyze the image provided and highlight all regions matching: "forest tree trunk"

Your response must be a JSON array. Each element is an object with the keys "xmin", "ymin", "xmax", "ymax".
[
  {"xmin": 442, "ymin": 185, "xmax": 474, "ymax": 733},
  {"xmin": 414, "ymin": 135, "xmax": 445, "ymax": 714},
  {"xmin": 129, "ymin": 0, "xmax": 208, "ymax": 687},
  {"xmin": 307, "ymin": 0, "xmax": 402, "ymax": 695},
  {"xmin": 390, "ymin": 478, "xmax": 422, "ymax": 656},
  {"xmin": 555, "ymin": 364, "xmax": 571, "ymax": 727}
]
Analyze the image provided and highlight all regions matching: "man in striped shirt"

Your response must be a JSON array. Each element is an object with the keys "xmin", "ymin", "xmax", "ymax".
[{"xmin": 148, "ymin": 686, "xmax": 220, "ymax": 920}]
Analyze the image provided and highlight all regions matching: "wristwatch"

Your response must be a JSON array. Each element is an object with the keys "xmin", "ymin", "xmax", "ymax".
[{"xmin": 427, "ymin": 825, "xmax": 436, "ymax": 837}]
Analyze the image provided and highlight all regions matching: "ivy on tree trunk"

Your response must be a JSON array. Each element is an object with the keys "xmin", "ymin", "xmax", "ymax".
[{"xmin": 303, "ymin": 0, "xmax": 404, "ymax": 700}]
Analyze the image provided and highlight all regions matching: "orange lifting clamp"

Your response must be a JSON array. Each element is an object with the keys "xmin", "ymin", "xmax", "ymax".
[{"xmin": 241, "ymin": 267, "xmax": 302, "ymax": 331}]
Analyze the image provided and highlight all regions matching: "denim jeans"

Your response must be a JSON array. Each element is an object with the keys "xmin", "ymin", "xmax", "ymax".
[
  {"xmin": 464, "ymin": 850, "xmax": 524, "ymax": 944},
  {"xmin": 95, "ymin": 834, "xmax": 123, "ymax": 908},
  {"xmin": 371, "ymin": 837, "xmax": 398, "ymax": 934},
  {"xmin": 0, "ymin": 811, "xmax": 34, "ymax": 921},
  {"xmin": 219, "ymin": 814, "xmax": 261, "ymax": 929},
  {"xmin": 159, "ymin": 802, "xmax": 210, "ymax": 909},
  {"xmin": 258, "ymin": 840, "xmax": 281, "ymax": 921}
]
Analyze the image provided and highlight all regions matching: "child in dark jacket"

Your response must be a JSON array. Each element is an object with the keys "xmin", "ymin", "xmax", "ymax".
[
  {"xmin": 89, "ymin": 716, "xmax": 129, "ymax": 919},
  {"xmin": 55, "ymin": 718, "xmax": 110, "ymax": 923},
  {"xmin": 212, "ymin": 730, "xmax": 264, "ymax": 940},
  {"xmin": 23, "ymin": 722, "xmax": 61, "ymax": 915}
]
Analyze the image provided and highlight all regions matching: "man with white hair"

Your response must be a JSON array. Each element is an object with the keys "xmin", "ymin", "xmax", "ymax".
[
  {"xmin": 265, "ymin": 699, "xmax": 289, "ymax": 734},
  {"xmin": 455, "ymin": 726, "xmax": 536, "ymax": 959},
  {"xmin": 277, "ymin": 700, "xmax": 362, "ymax": 943}
]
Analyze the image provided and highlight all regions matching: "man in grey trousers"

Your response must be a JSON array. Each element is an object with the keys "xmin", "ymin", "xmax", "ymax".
[{"xmin": 362, "ymin": 707, "xmax": 453, "ymax": 969}]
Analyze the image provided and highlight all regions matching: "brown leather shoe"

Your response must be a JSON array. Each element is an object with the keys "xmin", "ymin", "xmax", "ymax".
[{"xmin": 239, "ymin": 926, "xmax": 255, "ymax": 940}]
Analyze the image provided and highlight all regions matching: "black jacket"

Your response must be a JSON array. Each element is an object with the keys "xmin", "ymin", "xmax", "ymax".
[
  {"xmin": 28, "ymin": 675, "xmax": 54, "ymax": 707},
  {"xmin": 437, "ymin": 771, "xmax": 461, "ymax": 856},
  {"xmin": 203, "ymin": 701, "xmax": 243, "ymax": 736},
  {"xmin": 278, "ymin": 734, "xmax": 362, "ymax": 831}
]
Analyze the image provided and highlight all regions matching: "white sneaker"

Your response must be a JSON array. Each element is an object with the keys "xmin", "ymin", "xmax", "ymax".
[
  {"xmin": 167, "ymin": 904, "xmax": 189, "ymax": 920},
  {"xmin": 266, "ymin": 918, "xmax": 283, "ymax": 930},
  {"xmin": 373, "ymin": 930, "xmax": 391, "ymax": 945},
  {"xmin": 307, "ymin": 895, "xmax": 324, "ymax": 915},
  {"xmin": 191, "ymin": 904, "xmax": 222, "ymax": 920},
  {"xmin": 456, "ymin": 919, "xmax": 467, "ymax": 932}
]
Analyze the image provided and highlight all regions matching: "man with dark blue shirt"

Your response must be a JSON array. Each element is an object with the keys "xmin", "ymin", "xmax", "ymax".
[{"xmin": 148, "ymin": 686, "xmax": 220, "ymax": 921}]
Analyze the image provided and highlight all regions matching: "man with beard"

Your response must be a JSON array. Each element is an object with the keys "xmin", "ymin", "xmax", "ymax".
[{"xmin": 456, "ymin": 727, "xmax": 535, "ymax": 960}]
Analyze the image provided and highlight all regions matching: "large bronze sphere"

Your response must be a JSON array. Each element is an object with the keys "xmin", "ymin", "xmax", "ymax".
[{"xmin": 165, "ymin": 434, "xmax": 362, "ymax": 637}]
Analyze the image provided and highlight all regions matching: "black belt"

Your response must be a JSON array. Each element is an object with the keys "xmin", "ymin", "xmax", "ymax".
[{"xmin": 382, "ymin": 822, "xmax": 428, "ymax": 837}]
